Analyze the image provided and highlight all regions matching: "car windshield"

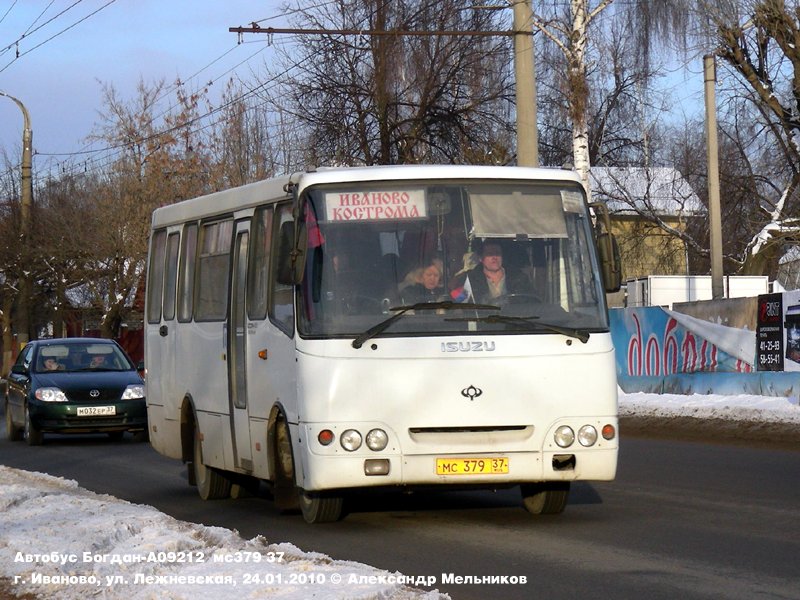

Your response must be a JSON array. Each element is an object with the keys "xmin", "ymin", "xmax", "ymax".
[
  {"xmin": 34, "ymin": 342, "xmax": 134, "ymax": 373},
  {"xmin": 297, "ymin": 178, "xmax": 609, "ymax": 340}
]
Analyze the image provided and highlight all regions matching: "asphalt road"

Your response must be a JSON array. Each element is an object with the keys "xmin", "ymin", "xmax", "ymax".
[{"xmin": 1, "ymin": 417, "xmax": 799, "ymax": 600}]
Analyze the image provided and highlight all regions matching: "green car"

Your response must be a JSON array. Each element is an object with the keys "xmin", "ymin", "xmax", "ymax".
[{"xmin": 5, "ymin": 338, "xmax": 147, "ymax": 445}]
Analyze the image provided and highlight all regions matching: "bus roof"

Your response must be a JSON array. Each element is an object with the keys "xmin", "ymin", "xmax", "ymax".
[{"xmin": 151, "ymin": 164, "xmax": 583, "ymax": 228}]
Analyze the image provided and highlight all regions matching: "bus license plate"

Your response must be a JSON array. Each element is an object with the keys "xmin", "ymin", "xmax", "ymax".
[
  {"xmin": 436, "ymin": 457, "xmax": 509, "ymax": 475},
  {"xmin": 77, "ymin": 406, "xmax": 115, "ymax": 417}
]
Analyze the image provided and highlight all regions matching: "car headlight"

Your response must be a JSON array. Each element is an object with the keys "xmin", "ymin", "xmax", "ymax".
[
  {"xmin": 578, "ymin": 425, "xmax": 598, "ymax": 447},
  {"xmin": 121, "ymin": 385, "xmax": 145, "ymax": 400},
  {"xmin": 365, "ymin": 428, "xmax": 388, "ymax": 451},
  {"xmin": 554, "ymin": 425, "xmax": 575, "ymax": 448},
  {"xmin": 340, "ymin": 429, "xmax": 363, "ymax": 452},
  {"xmin": 35, "ymin": 387, "xmax": 68, "ymax": 402}
]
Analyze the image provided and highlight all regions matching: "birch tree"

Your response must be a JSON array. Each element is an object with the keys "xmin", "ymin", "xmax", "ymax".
[{"xmin": 531, "ymin": 0, "xmax": 614, "ymax": 192}]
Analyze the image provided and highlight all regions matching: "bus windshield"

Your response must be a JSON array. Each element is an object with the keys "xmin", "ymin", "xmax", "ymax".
[{"xmin": 298, "ymin": 179, "xmax": 609, "ymax": 339}]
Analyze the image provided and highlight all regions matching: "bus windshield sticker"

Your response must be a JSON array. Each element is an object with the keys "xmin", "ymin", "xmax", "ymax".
[
  {"xmin": 561, "ymin": 190, "xmax": 584, "ymax": 213},
  {"xmin": 323, "ymin": 189, "xmax": 427, "ymax": 222}
]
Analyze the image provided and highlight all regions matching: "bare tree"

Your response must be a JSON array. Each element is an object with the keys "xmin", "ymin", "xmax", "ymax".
[
  {"xmin": 266, "ymin": 0, "xmax": 516, "ymax": 166},
  {"xmin": 85, "ymin": 79, "xmax": 210, "ymax": 337},
  {"xmin": 712, "ymin": 0, "xmax": 800, "ymax": 275}
]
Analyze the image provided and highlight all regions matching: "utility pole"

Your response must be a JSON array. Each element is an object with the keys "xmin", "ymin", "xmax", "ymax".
[
  {"xmin": 230, "ymin": 4, "xmax": 539, "ymax": 167},
  {"xmin": 512, "ymin": 0, "xmax": 538, "ymax": 167},
  {"xmin": 703, "ymin": 56, "xmax": 724, "ymax": 299},
  {"xmin": 0, "ymin": 91, "xmax": 33, "ymax": 345}
]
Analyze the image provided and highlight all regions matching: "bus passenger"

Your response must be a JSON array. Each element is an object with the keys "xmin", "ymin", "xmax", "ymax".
[
  {"xmin": 452, "ymin": 241, "xmax": 531, "ymax": 304},
  {"xmin": 401, "ymin": 260, "xmax": 446, "ymax": 304}
]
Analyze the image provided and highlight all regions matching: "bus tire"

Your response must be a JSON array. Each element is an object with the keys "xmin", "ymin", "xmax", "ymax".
[
  {"xmin": 193, "ymin": 424, "xmax": 231, "ymax": 500},
  {"xmin": 520, "ymin": 482, "xmax": 570, "ymax": 515},
  {"xmin": 6, "ymin": 400, "xmax": 22, "ymax": 441},
  {"xmin": 24, "ymin": 404, "xmax": 44, "ymax": 446},
  {"xmin": 299, "ymin": 491, "xmax": 344, "ymax": 524},
  {"xmin": 273, "ymin": 417, "xmax": 299, "ymax": 511}
]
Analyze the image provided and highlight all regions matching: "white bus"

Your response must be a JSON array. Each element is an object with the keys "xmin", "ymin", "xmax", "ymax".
[{"xmin": 145, "ymin": 165, "xmax": 621, "ymax": 523}]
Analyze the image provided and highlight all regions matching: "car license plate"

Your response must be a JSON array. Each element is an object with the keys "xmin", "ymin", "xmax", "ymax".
[
  {"xmin": 436, "ymin": 457, "xmax": 509, "ymax": 475},
  {"xmin": 77, "ymin": 406, "xmax": 116, "ymax": 417}
]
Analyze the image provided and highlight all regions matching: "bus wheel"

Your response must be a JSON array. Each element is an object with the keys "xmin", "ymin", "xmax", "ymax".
[
  {"xmin": 520, "ymin": 482, "xmax": 570, "ymax": 515},
  {"xmin": 273, "ymin": 417, "xmax": 299, "ymax": 511},
  {"xmin": 299, "ymin": 491, "xmax": 344, "ymax": 524},
  {"xmin": 24, "ymin": 404, "xmax": 44, "ymax": 446},
  {"xmin": 193, "ymin": 424, "xmax": 231, "ymax": 500}
]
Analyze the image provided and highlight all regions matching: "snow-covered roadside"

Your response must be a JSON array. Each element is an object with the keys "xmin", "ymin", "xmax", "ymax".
[
  {"xmin": 2, "ymin": 391, "xmax": 798, "ymax": 599},
  {"xmin": 0, "ymin": 466, "xmax": 447, "ymax": 600},
  {"xmin": 619, "ymin": 391, "xmax": 800, "ymax": 424}
]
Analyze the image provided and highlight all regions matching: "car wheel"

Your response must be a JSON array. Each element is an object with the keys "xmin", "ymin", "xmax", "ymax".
[
  {"xmin": 5, "ymin": 400, "xmax": 22, "ymax": 441},
  {"xmin": 23, "ymin": 403, "xmax": 44, "ymax": 446},
  {"xmin": 520, "ymin": 482, "xmax": 570, "ymax": 515},
  {"xmin": 193, "ymin": 422, "xmax": 231, "ymax": 500}
]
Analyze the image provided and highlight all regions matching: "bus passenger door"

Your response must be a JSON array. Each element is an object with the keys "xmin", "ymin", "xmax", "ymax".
[{"xmin": 228, "ymin": 221, "xmax": 253, "ymax": 469}]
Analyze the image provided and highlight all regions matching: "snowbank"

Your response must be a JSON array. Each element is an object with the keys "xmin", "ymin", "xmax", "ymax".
[{"xmin": 0, "ymin": 466, "xmax": 446, "ymax": 599}]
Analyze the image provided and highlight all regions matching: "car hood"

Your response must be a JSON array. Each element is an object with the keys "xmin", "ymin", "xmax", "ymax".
[{"xmin": 33, "ymin": 371, "xmax": 143, "ymax": 401}]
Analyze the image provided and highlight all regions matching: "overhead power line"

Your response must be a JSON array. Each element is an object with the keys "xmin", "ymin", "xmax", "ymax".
[
  {"xmin": 0, "ymin": 0, "xmax": 117, "ymax": 73},
  {"xmin": 229, "ymin": 25, "xmax": 526, "ymax": 39}
]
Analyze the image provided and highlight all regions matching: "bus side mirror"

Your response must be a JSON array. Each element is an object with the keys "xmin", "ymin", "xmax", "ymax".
[
  {"xmin": 597, "ymin": 231, "xmax": 622, "ymax": 293},
  {"xmin": 276, "ymin": 220, "xmax": 308, "ymax": 285},
  {"xmin": 589, "ymin": 202, "xmax": 622, "ymax": 293}
]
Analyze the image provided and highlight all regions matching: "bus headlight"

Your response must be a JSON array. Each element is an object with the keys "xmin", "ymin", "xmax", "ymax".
[
  {"xmin": 578, "ymin": 425, "xmax": 598, "ymax": 447},
  {"xmin": 365, "ymin": 428, "xmax": 388, "ymax": 451},
  {"xmin": 554, "ymin": 426, "xmax": 575, "ymax": 448},
  {"xmin": 340, "ymin": 429, "xmax": 363, "ymax": 452}
]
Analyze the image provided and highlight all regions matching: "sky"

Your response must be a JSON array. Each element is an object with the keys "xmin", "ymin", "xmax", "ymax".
[
  {"xmin": 0, "ymin": 0, "xmax": 709, "ymax": 184},
  {"xmin": 1, "ymin": 391, "xmax": 798, "ymax": 600},
  {"xmin": 0, "ymin": 0, "xmax": 289, "ymax": 178}
]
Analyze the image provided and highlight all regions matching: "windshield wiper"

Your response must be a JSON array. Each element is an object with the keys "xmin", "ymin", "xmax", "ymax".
[
  {"xmin": 445, "ymin": 314, "xmax": 590, "ymax": 343},
  {"xmin": 352, "ymin": 301, "xmax": 499, "ymax": 349}
]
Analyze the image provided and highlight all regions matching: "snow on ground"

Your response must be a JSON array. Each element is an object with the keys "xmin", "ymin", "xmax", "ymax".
[
  {"xmin": 619, "ymin": 390, "xmax": 800, "ymax": 424},
  {"xmin": 1, "ymin": 392, "xmax": 798, "ymax": 600},
  {"xmin": 0, "ymin": 465, "xmax": 446, "ymax": 599}
]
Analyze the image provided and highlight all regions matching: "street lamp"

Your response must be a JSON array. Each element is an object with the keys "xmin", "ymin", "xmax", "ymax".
[{"xmin": 0, "ymin": 90, "xmax": 33, "ymax": 344}]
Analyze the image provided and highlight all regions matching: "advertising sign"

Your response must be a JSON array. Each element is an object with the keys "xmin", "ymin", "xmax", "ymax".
[{"xmin": 756, "ymin": 293, "xmax": 784, "ymax": 371}]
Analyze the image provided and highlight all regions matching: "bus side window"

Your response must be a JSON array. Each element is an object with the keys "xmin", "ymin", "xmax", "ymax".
[
  {"xmin": 162, "ymin": 232, "xmax": 180, "ymax": 321},
  {"xmin": 147, "ymin": 230, "xmax": 167, "ymax": 324},
  {"xmin": 248, "ymin": 206, "xmax": 273, "ymax": 321},
  {"xmin": 177, "ymin": 223, "xmax": 198, "ymax": 322},
  {"xmin": 196, "ymin": 219, "xmax": 234, "ymax": 321},
  {"xmin": 270, "ymin": 203, "xmax": 294, "ymax": 335}
]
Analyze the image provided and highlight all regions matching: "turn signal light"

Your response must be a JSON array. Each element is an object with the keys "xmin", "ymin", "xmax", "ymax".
[
  {"xmin": 317, "ymin": 429, "xmax": 335, "ymax": 446},
  {"xmin": 601, "ymin": 424, "xmax": 616, "ymax": 440}
]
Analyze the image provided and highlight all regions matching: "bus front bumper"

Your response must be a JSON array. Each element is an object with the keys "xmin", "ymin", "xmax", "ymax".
[{"xmin": 299, "ymin": 447, "xmax": 618, "ymax": 491}]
